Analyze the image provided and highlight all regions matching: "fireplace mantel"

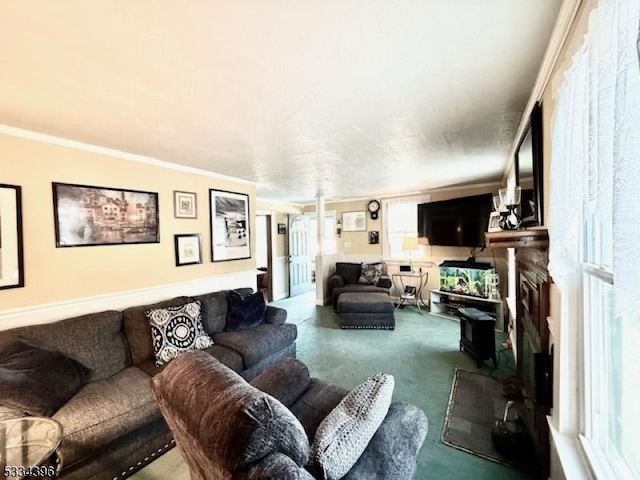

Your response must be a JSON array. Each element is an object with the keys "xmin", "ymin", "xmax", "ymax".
[
  {"xmin": 485, "ymin": 227, "xmax": 551, "ymax": 478},
  {"xmin": 485, "ymin": 229, "xmax": 548, "ymax": 249}
]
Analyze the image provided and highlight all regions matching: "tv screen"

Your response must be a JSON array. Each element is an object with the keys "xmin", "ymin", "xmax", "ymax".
[{"xmin": 417, "ymin": 194, "xmax": 493, "ymax": 247}]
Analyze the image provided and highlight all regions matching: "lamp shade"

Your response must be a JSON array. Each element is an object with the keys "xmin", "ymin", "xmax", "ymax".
[
  {"xmin": 402, "ymin": 237, "xmax": 419, "ymax": 251},
  {"xmin": 418, "ymin": 236, "xmax": 430, "ymax": 246}
]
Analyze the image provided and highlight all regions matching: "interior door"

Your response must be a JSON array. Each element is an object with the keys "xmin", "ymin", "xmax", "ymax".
[{"xmin": 288, "ymin": 214, "xmax": 312, "ymax": 297}]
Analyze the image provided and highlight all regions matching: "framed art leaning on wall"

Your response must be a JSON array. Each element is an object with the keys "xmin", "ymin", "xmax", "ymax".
[
  {"xmin": 209, "ymin": 189, "xmax": 251, "ymax": 262},
  {"xmin": 0, "ymin": 184, "xmax": 25, "ymax": 290}
]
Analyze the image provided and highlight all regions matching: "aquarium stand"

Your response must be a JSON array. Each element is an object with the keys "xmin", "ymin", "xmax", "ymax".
[{"xmin": 429, "ymin": 289, "xmax": 505, "ymax": 331}]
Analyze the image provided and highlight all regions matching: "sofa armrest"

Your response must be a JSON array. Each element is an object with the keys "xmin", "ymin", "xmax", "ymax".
[
  {"xmin": 265, "ymin": 305, "xmax": 287, "ymax": 325},
  {"xmin": 250, "ymin": 358, "xmax": 311, "ymax": 408},
  {"xmin": 376, "ymin": 275, "xmax": 392, "ymax": 289},
  {"xmin": 343, "ymin": 401, "xmax": 428, "ymax": 480},
  {"xmin": 0, "ymin": 405, "xmax": 28, "ymax": 422},
  {"xmin": 329, "ymin": 274, "xmax": 345, "ymax": 291}
]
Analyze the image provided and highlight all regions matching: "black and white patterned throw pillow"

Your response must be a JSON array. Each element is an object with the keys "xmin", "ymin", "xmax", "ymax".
[
  {"xmin": 358, "ymin": 262, "xmax": 383, "ymax": 285},
  {"xmin": 145, "ymin": 301, "xmax": 214, "ymax": 366}
]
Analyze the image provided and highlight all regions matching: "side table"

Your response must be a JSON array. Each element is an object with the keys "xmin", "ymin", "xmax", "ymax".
[
  {"xmin": 392, "ymin": 272, "xmax": 429, "ymax": 312},
  {"xmin": 1, "ymin": 417, "xmax": 62, "ymax": 479}
]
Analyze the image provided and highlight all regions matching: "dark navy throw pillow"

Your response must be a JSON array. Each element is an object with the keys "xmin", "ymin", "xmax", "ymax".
[{"xmin": 226, "ymin": 290, "xmax": 267, "ymax": 331}]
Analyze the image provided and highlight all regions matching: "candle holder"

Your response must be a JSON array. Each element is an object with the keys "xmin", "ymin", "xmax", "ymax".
[{"xmin": 497, "ymin": 187, "xmax": 521, "ymax": 230}]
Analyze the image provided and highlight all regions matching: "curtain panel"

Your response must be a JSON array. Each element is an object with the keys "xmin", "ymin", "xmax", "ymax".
[{"xmin": 549, "ymin": 0, "xmax": 640, "ymax": 317}]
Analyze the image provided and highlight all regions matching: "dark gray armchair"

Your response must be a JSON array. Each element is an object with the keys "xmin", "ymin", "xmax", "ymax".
[
  {"xmin": 329, "ymin": 262, "xmax": 392, "ymax": 311},
  {"xmin": 150, "ymin": 352, "xmax": 428, "ymax": 480}
]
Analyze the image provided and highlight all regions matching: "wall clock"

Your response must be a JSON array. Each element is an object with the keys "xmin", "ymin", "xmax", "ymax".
[{"xmin": 367, "ymin": 200, "xmax": 380, "ymax": 220}]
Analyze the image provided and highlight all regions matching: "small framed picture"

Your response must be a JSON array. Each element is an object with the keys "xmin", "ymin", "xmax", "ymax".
[
  {"xmin": 278, "ymin": 223, "xmax": 286, "ymax": 235},
  {"xmin": 368, "ymin": 231, "xmax": 379, "ymax": 244},
  {"xmin": 174, "ymin": 191, "xmax": 197, "ymax": 219},
  {"xmin": 174, "ymin": 234, "xmax": 202, "ymax": 266},
  {"xmin": 488, "ymin": 211, "xmax": 501, "ymax": 232}
]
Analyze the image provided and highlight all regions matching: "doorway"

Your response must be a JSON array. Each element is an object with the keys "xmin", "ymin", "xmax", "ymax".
[
  {"xmin": 255, "ymin": 214, "xmax": 273, "ymax": 302},
  {"xmin": 288, "ymin": 214, "xmax": 313, "ymax": 297}
]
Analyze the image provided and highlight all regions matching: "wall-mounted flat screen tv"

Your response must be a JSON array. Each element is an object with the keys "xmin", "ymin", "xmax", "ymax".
[{"xmin": 417, "ymin": 194, "xmax": 493, "ymax": 247}]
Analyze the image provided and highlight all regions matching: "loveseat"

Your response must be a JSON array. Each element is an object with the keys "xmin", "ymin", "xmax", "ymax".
[
  {"xmin": 151, "ymin": 352, "xmax": 429, "ymax": 479},
  {"xmin": 0, "ymin": 288, "xmax": 295, "ymax": 480},
  {"xmin": 329, "ymin": 262, "xmax": 392, "ymax": 311}
]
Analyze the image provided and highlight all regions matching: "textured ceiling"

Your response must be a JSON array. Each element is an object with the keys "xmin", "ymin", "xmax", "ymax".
[{"xmin": 0, "ymin": 1, "xmax": 561, "ymax": 204}]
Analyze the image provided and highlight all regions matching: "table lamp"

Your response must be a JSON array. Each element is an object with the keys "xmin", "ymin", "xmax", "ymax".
[{"xmin": 402, "ymin": 237, "xmax": 420, "ymax": 272}]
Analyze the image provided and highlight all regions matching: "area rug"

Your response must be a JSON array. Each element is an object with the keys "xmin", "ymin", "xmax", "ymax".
[{"xmin": 441, "ymin": 369, "xmax": 536, "ymax": 474}]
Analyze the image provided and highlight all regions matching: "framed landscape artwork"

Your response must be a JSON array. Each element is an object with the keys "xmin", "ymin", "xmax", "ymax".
[
  {"xmin": 174, "ymin": 234, "xmax": 202, "ymax": 266},
  {"xmin": 209, "ymin": 189, "xmax": 251, "ymax": 262},
  {"xmin": 0, "ymin": 184, "xmax": 25, "ymax": 290},
  {"xmin": 174, "ymin": 191, "xmax": 197, "ymax": 219},
  {"xmin": 52, "ymin": 182, "xmax": 159, "ymax": 247}
]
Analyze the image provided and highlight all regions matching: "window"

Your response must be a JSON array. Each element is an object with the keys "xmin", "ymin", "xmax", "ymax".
[
  {"xmin": 549, "ymin": 0, "xmax": 640, "ymax": 477},
  {"xmin": 307, "ymin": 211, "xmax": 336, "ymax": 258},
  {"xmin": 382, "ymin": 197, "xmax": 429, "ymax": 260}
]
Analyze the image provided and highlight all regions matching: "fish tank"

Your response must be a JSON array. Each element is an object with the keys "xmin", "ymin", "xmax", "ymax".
[{"xmin": 438, "ymin": 261, "xmax": 498, "ymax": 299}]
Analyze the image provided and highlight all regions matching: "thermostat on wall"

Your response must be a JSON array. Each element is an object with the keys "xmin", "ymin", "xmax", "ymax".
[{"xmin": 399, "ymin": 264, "xmax": 412, "ymax": 273}]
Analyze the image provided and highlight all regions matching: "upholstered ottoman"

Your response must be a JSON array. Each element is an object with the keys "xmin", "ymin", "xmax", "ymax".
[{"xmin": 337, "ymin": 292, "xmax": 395, "ymax": 330}]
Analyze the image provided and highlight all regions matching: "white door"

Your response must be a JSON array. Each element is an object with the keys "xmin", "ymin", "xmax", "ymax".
[{"xmin": 288, "ymin": 214, "xmax": 312, "ymax": 297}]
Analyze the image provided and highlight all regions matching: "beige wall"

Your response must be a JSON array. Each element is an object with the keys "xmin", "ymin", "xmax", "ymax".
[
  {"xmin": 303, "ymin": 199, "xmax": 383, "ymax": 256},
  {"xmin": 305, "ymin": 185, "xmax": 508, "ymax": 298},
  {"xmin": 0, "ymin": 133, "xmax": 255, "ymax": 311}
]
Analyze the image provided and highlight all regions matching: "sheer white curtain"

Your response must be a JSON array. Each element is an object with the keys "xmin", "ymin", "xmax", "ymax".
[
  {"xmin": 549, "ymin": 0, "xmax": 640, "ymax": 476},
  {"xmin": 549, "ymin": 0, "xmax": 640, "ymax": 318}
]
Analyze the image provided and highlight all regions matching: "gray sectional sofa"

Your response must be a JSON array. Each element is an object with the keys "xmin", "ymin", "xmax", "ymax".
[{"xmin": 0, "ymin": 288, "xmax": 296, "ymax": 480}]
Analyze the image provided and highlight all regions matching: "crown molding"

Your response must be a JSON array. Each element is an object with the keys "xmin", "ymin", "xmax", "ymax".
[{"xmin": 0, "ymin": 124, "xmax": 255, "ymax": 186}]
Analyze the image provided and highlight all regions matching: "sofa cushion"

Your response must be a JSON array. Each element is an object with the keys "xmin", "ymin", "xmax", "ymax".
[
  {"xmin": 145, "ymin": 300, "xmax": 214, "ymax": 366},
  {"xmin": 137, "ymin": 344, "xmax": 244, "ymax": 377},
  {"xmin": 0, "ymin": 310, "xmax": 127, "ymax": 382},
  {"xmin": 289, "ymin": 379, "xmax": 349, "ymax": 439},
  {"xmin": 358, "ymin": 263, "xmax": 383, "ymax": 285},
  {"xmin": 53, "ymin": 366, "xmax": 160, "ymax": 466},
  {"xmin": 237, "ymin": 453, "xmax": 315, "ymax": 480},
  {"xmin": 0, "ymin": 340, "xmax": 91, "ymax": 416},
  {"xmin": 226, "ymin": 290, "xmax": 267, "ymax": 331},
  {"xmin": 214, "ymin": 323, "xmax": 297, "ymax": 370},
  {"xmin": 190, "ymin": 291, "xmax": 229, "ymax": 334},
  {"xmin": 123, "ymin": 296, "xmax": 190, "ymax": 365},
  {"xmin": 335, "ymin": 263, "xmax": 361, "ymax": 285},
  {"xmin": 331, "ymin": 285, "xmax": 391, "ymax": 311},
  {"xmin": 250, "ymin": 358, "xmax": 311, "ymax": 408},
  {"xmin": 309, "ymin": 373, "xmax": 395, "ymax": 480}
]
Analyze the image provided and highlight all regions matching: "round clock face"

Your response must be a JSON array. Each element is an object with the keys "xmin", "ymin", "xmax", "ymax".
[{"xmin": 368, "ymin": 200, "xmax": 380, "ymax": 213}]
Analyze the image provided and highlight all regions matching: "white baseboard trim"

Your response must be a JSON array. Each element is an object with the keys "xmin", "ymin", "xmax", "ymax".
[{"xmin": 0, "ymin": 270, "xmax": 258, "ymax": 330}]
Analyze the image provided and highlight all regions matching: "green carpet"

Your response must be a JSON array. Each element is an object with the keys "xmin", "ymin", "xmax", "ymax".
[{"xmin": 280, "ymin": 292, "xmax": 532, "ymax": 480}]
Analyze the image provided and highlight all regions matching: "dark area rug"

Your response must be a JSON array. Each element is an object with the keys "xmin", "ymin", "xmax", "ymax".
[{"xmin": 441, "ymin": 369, "xmax": 537, "ymax": 475}]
